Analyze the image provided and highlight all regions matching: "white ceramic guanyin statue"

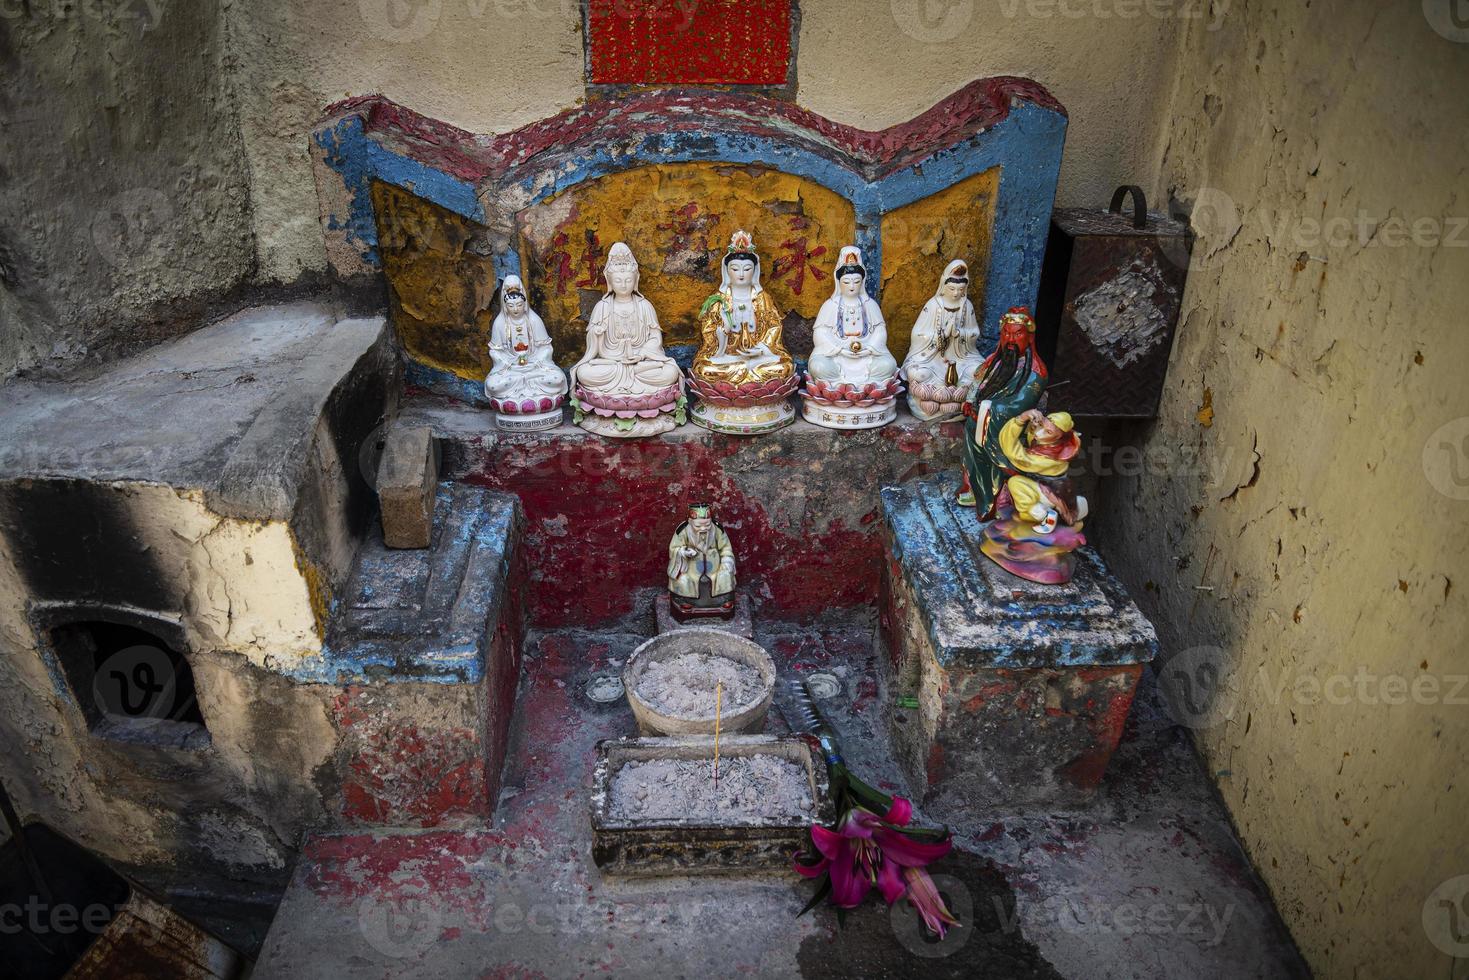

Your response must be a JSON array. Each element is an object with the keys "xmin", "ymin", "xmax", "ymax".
[
  {"xmin": 901, "ymin": 259, "xmax": 986, "ymax": 422},
  {"xmin": 801, "ymin": 244, "xmax": 903, "ymax": 429},
  {"xmin": 570, "ymin": 242, "xmax": 685, "ymax": 437},
  {"xmin": 483, "ymin": 275, "xmax": 568, "ymax": 432}
]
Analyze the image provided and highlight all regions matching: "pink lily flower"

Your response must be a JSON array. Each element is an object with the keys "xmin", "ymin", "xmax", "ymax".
[
  {"xmin": 902, "ymin": 866, "xmax": 961, "ymax": 938},
  {"xmin": 794, "ymin": 796, "xmax": 954, "ymax": 927}
]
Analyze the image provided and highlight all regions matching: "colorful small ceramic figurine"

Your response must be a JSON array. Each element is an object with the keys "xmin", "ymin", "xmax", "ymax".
[
  {"xmin": 959, "ymin": 306, "xmax": 1086, "ymax": 584},
  {"xmin": 901, "ymin": 259, "xmax": 985, "ymax": 422},
  {"xmin": 687, "ymin": 230, "xmax": 800, "ymax": 434},
  {"xmin": 483, "ymin": 275, "xmax": 568, "ymax": 432},
  {"xmin": 667, "ymin": 503, "xmax": 737, "ymax": 621},
  {"xmin": 801, "ymin": 245, "xmax": 903, "ymax": 429},
  {"xmin": 571, "ymin": 242, "xmax": 686, "ymax": 437},
  {"xmin": 977, "ymin": 409, "xmax": 1088, "ymax": 584},
  {"xmin": 959, "ymin": 306, "xmax": 1048, "ymax": 515}
]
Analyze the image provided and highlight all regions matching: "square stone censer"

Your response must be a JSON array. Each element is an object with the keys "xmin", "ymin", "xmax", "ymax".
[{"xmin": 590, "ymin": 734, "xmax": 834, "ymax": 877}]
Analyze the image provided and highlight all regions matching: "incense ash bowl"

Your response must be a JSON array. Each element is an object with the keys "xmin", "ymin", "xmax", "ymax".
[{"xmin": 622, "ymin": 629, "xmax": 776, "ymax": 736}]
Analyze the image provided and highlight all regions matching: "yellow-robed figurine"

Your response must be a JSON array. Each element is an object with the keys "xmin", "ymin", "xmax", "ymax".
[
  {"xmin": 978, "ymin": 408, "xmax": 1089, "ymax": 584},
  {"xmin": 686, "ymin": 230, "xmax": 800, "ymax": 434}
]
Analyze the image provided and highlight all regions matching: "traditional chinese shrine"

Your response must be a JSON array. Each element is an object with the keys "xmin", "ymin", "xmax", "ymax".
[{"xmin": 1, "ymin": 2, "xmax": 1463, "ymax": 978}]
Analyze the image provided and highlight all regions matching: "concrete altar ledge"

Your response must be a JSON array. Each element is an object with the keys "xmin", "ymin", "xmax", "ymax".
[
  {"xmin": 0, "ymin": 300, "xmax": 393, "ymax": 523},
  {"xmin": 880, "ymin": 473, "xmax": 1158, "ymax": 670},
  {"xmin": 295, "ymin": 485, "xmax": 523, "ymax": 686},
  {"xmin": 396, "ymin": 392, "xmax": 966, "ymax": 626}
]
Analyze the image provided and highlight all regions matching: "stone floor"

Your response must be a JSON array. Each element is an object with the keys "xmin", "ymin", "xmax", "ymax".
[{"xmin": 253, "ymin": 616, "xmax": 1309, "ymax": 979}]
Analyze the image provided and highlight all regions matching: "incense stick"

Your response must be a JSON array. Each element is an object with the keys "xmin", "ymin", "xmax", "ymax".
[{"xmin": 713, "ymin": 681, "xmax": 724, "ymax": 786}]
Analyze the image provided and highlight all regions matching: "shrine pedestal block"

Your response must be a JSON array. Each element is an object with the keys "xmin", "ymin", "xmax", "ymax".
[
  {"xmin": 307, "ymin": 484, "xmax": 527, "ymax": 828},
  {"xmin": 655, "ymin": 592, "xmax": 754, "ymax": 639},
  {"xmin": 879, "ymin": 475, "xmax": 1157, "ymax": 814}
]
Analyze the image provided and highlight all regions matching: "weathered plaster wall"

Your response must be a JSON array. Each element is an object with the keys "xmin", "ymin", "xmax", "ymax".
[
  {"xmin": 224, "ymin": 0, "xmax": 1180, "ymax": 285},
  {"xmin": 1093, "ymin": 3, "xmax": 1469, "ymax": 976},
  {"xmin": 0, "ymin": 1, "xmax": 254, "ymax": 379}
]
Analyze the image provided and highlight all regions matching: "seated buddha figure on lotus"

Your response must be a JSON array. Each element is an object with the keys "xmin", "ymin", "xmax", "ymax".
[
  {"xmin": 570, "ymin": 242, "xmax": 685, "ymax": 438},
  {"xmin": 801, "ymin": 245, "xmax": 902, "ymax": 430},
  {"xmin": 687, "ymin": 230, "xmax": 799, "ymax": 434},
  {"xmin": 483, "ymin": 274, "xmax": 568, "ymax": 432},
  {"xmin": 901, "ymin": 259, "xmax": 985, "ymax": 422}
]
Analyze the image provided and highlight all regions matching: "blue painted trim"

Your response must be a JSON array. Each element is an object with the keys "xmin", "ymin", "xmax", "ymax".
[
  {"xmin": 405, "ymin": 360, "xmax": 492, "ymax": 405},
  {"xmin": 314, "ymin": 115, "xmax": 486, "ymax": 268},
  {"xmin": 319, "ymin": 96, "xmax": 1066, "ymax": 372}
]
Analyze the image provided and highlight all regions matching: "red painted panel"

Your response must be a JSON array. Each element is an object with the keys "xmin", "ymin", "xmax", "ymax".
[{"xmin": 588, "ymin": 0, "xmax": 791, "ymax": 86}]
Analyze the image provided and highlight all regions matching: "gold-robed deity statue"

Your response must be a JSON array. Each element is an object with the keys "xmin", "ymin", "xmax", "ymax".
[{"xmin": 685, "ymin": 230, "xmax": 800, "ymax": 435}]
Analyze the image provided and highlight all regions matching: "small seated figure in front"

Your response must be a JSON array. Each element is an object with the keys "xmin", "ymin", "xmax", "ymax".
[
  {"xmin": 687, "ymin": 230, "xmax": 799, "ymax": 434},
  {"xmin": 801, "ymin": 245, "xmax": 902, "ymax": 429},
  {"xmin": 570, "ymin": 242, "xmax": 685, "ymax": 437},
  {"xmin": 978, "ymin": 408, "xmax": 1089, "ymax": 585},
  {"xmin": 901, "ymin": 259, "xmax": 985, "ymax": 422},
  {"xmin": 667, "ymin": 502, "xmax": 737, "ymax": 621},
  {"xmin": 483, "ymin": 274, "xmax": 568, "ymax": 432}
]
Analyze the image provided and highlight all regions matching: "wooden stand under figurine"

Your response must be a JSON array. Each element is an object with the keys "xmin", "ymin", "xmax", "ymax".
[{"xmin": 654, "ymin": 592, "xmax": 754, "ymax": 639}]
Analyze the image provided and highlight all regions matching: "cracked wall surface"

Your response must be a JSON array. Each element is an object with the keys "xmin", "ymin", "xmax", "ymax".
[
  {"xmin": 0, "ymin": 1, "xmax": 255, "ymax": 379},
  {"xmin": 1091, "ymin": 3, "xmax": 1469, "ymax": 976},
  {"xmin": 223, "ymin": 0, "xmax": 1180, "ymax": 285}
]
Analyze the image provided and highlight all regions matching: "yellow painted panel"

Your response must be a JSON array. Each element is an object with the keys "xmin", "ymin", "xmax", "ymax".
[
  {"xmin": 373, "ymin": 181, "xmax": 497, "ymax": 381},
  {"xmin": 516, "ymin": 163, "xmax": 856, "ymax": 362},
  {"xmin": 879, "ymin": 168, "xmax": 1000, "ymax": 362}
]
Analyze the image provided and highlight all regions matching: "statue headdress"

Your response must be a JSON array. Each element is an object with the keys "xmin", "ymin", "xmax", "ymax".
[
  {"xmin": 832, "ymin": 245, "xmax": 866, "ymax": 297},
  {"xmin": 718, "ymin": 229, "xmax": 762, "ymax": 294},
  {"xmin": 602, "ymin": 241, "xmax": 641, "ymax": 296}
]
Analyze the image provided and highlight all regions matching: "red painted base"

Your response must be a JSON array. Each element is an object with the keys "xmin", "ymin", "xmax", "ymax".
[{"xmin": 409, "ymin": 399, "xmax": 965, "ymax": 627}]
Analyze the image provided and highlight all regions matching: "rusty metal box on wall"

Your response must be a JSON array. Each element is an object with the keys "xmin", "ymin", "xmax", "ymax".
[{"xmin": 1035, "ymin": 186, "xmax": 1191, "ymax": 418}]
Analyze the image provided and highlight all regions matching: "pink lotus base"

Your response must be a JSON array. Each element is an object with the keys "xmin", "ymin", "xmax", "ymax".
[
  {"xmin": 574, "ymin": 383, "xmax": 682, "ymax": 419},
  {"xmin": 906, "ymin": 380, "xmax": 971, "ymax": 422},
  {"xmin": 800, "ymin": 374, "xmax": 904, "ymax": 409},
  {"xmin": 800, "ymin": 374, "xmax": 902, "ymax": 430},
  {"xmin": 687, "ymin": 372, "xmax": 800, "ymax": 408},
  {"xmin": 487, "ymin": 393, "xmax": 566, "ymax": 416}
]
